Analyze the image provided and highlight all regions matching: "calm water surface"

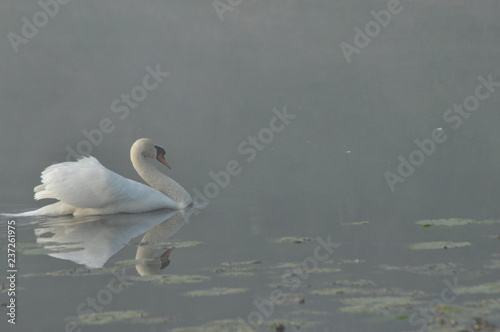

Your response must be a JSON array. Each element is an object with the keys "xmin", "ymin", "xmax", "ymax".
[
  {"xmin": 1, "ymin": 186, "xmax": 499, "ymax": 331},
  {"xmin": 1, "ymin": 1, "xmax": 500, "ymax": 331}
]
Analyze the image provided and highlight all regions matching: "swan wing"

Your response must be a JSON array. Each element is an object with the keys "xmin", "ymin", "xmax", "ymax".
[{"xmin": 34, "ymin": 156, "xmax": 177, "ymax": 210}]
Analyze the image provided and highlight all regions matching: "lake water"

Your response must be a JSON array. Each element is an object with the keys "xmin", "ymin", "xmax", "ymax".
[{"xmin": 1, "ymin": 1, "xmax": 500, "ymax": 331}]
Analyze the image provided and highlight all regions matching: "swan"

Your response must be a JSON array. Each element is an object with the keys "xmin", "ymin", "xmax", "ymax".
[{"xmin": 6, "ymin": 138, "xmax": 192, "ymax": 216}]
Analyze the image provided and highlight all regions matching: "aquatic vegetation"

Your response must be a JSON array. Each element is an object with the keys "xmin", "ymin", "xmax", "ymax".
[
  {"xmin": 408, "ymin": 241, "xmax": 471, "ymax": 250},
  {"xmin": 73, "ymin": 310, "xmax": 174, "ymax": 325},
  {"xmin": 415, "ymin": 218, "xmax": 500, "ymax": 227},
  {"xmin": 21, "ymin": 266, "xmax": 121, "ymax": 278},
  {"xmin": 339, "ymin": 296, "xmax": 422, "ymax": 315},
  {"xmin": 311, "ymin": 267, "xmax": 343, "ymax": 274},
  {"xmin": 290, "ymin": 309, "xmax": 332, "ymax": 317},
  {"xmin": 325, "ymin": 279, "xmax": 376, "ymax": 287},
  {"xmin": 414, "ymin": 299, "xmax": 500, "ymax": 331},
  {"xmin": 312, "ymin": 287, "xmax": 425, "ymax": 297},
  {"xmin": 341, "ymin": 221, "xmax": 372, "ymax": 225},
  {"xmin": 325, "ymin": 258, "xmax": 364, "ymax": 265},
  {"xmin": 456, "ymin": 280, "xmax": 500, "ymax": 294},
  {"xmin": 379, "ymin": 263, "xmax": 464, "ymax": 276},
  {"xmin": 272, "ymin": 262, "xmax": 341, "ymax": 273},
  {"xmin": 213, "ymin": 270, "xmax": 255, "ymax": 277},
  {"xmin": 17, "ymin": 242, "xmax": 84, "ymax": 255},
  {"xmin": 312, "ymin": 287, "xmax": 373, "ymax": 296},
  {"xmin": 114, "ymin": 258, "xmax": 158, "ymax": 266},
  {"xmin": 74, "ymin": 310, "xmax": 146, "ymax": 325},
  {"xmin": 271, "ymin": 237, "xmax": 312, "ymax": 244},
  {"xmin": 221, "ymin": 260, "xmax": 262, "ymax": 266},
  {"xmin": 171, "ymin": 319, "xmax": 254, "ymax": 332},
  {"xmin": 185, "ymin": 287, "xmax": 247, "ymax": 297},
  {"xmin": 484, "ymin": 260, "xmax": 500, "ymax": 269},
  {"xmin": 131, "ymin": 274, "xmax": 210, "ymax": 284},
  {"xmin": 212, "ymin": 260, "xmax": 262, "ymax": 277},
  {"xmin": 146, "ymin": 240, "xmax": 203, "ymax": 248}
]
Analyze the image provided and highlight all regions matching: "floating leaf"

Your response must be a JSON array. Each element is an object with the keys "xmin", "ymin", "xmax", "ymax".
[
  {"xmin": 213, "ymin": 270, "xmax": 254, "ymax": 277},
  {"xmin": 325, "ymin": 259, "xmax": 364, "ymax": 265},
  {"xmin": 379, "ymin": 263, "xmax": 463, "ymax": 276},
  {"xmin": 20, "ymin": 247, "xmax": 84, "ymax": 255},
  {"xmin": 21, "ymin": 267, "xmax": 121, "ymax": 278},
  {"xmin": 290, "ymin": 309, "xmax": 331, "ymax": 317},
  {"xmin": 171, "ymin": 319, "xmax": 254, "ymax": 332},
  {"xmin": 221, "ymin": 260, "xmax": 262, "ymax": 266},
  {"xmin": 150, "ymin": 241, "xmax": 202, "ymax": 248},
  {"xmin": 131, "ymin": 274, "xmax": 209, "ymax": 284},
  {"xmin": 114, "ymin": 258, "xmax": 157, "ymax": 266},
  {"xmin": 312, "ymin": 287, "xmax": 371, "ymax": 296},
  {"xmin": 74, "ymin": 310, "xmax": 146, "ymax": 325},
  {"xmin": 484, "ymin": 260, "xmax": 500, "ymax": 269},
  {"xmin": 408, "ymin": 241, "xmax": 471, "ymax": 250},
  {"xmin": 185, "ymin": 287, "xmax": 247, "ymax": 297},
  {"xmin": 325, "ymin": 279, "xmax": 376, "ymax": 287},
  {"xmin": 415, "ymin": 219, "xmax": 500, "ymax": 227},
  {"xmin": 456, "ymin": 280, "xmax": 500, "ymax": 294},
  {"xmin": 341, "ymin": 221, "xmax": 372, "ymax": 226},
  {"xmin": 340, "ymin": 296, "xmax": 421, "ymax": 315},
  {"xmin": 271, "ymin": 237, "xmax": 312, "ymax": 244}
]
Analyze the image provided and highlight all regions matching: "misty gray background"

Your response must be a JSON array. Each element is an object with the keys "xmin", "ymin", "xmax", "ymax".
[
  {"xmin": 1, "ymin": 1, "xmax": 500, "ymax": 221},
  {"xmin": 1, "ymin": 1, "xmax": 500, "ymax": 331}
]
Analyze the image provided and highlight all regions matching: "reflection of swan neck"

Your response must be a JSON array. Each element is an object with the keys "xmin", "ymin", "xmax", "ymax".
[
  {"xmin": 134, "ymin": 210, "xmax": 188, "ymax": 276},
  {"xmin": 135, "ymin": 245, "xmax": 159, "ymax": 276},
  {"xmin": 130, "ymin": 147, "xmax": 192, "ymax": 207}
]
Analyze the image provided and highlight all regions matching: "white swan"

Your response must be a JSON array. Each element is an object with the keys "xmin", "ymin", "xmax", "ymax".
[{"xmin": 7, "ymin": 138, "xmax": 192, "ymax": 216}]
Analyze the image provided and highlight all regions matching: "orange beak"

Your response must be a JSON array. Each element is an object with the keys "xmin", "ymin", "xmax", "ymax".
[{"xmin": 156, "ymin": 154, "xmax": 171, "ymax": 169}]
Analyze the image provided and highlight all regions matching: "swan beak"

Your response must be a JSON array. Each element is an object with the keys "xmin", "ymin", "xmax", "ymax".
[{"xmin": 156, "ymin": 154, "xmax": 172, "ymax": 169}]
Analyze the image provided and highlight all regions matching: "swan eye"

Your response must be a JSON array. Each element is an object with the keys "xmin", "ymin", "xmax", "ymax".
[{"xmin": 154, "ymin": 145, "xmax": 166, "ymax": 157}]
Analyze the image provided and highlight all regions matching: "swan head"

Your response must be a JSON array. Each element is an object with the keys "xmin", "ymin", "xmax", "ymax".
[{"xmin": 131, "ymin": 138, "xmax": 171, "ymax": 169}]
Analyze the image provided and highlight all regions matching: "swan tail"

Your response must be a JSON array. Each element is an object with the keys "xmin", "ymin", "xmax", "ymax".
[
  {"xmin": 2, "ymin": 202, "xmax": 76, "ymax": 217},
  {"xmin": 34, "ymin": 188, "xmax": 57, "ymax": 201}
]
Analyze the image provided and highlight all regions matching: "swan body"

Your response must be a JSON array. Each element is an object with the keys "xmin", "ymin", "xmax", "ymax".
[{"xmin": 7, "ymin": 138, "xmax": 192, "ymax": 216}]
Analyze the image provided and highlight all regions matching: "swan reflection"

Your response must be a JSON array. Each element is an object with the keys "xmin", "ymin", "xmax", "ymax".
[{"xmin": 32, "ymin": 208, "xmax": 193, "ymax": 270}]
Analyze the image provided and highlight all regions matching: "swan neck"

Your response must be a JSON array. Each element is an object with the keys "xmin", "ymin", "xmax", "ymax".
[{"xmin": 130, "ymin": 151, "xmax": 192, "ymax": 206}]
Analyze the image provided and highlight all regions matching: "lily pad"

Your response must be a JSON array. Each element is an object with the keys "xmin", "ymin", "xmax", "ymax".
[
  {"xmin": 271, "ymin": 237, "xmax": 312, "ymax": 244},
  {"xmin": 19, "ymin": 246, "xmax": 84, "ymax": 255},
  {"xmin": 408, "ymin": 241, "xmax": 471, "ymax": 250},
  {"xmin": 341, "ymin": 221, "xmax": 372, "ymax": 225},
  {"xmin": 456, "ymin": 280, "xmax": 500, "ymax": 294},
  {"xmin": 484, "ymin": 260, "xmax": 500, "ymax": 269},
  {"xmin": 148, "ymin": 241, "xmax": 202, "ymax": 248},
  {"xmin": 22, "ymin": 267, "xmax": 121, "ymax": 278},
  {"xmin": 131, "ymin": 274, "xmax": 209, "ymax": 284},
  {"xmin": 311, "ymin": 267, "xmax": 342, "ymax": 274},
  {"xmin": 325, "ymin": 259, "xmax": 364, "ymax": 265},
  {"xmin": 221, "ymin": 260, "xmax": 262, "ymax": 266},
  {"xmin": 312, "ymin": 287, "xmax": 371, "ymax": 296},
  {"xmin": 325, "ymin": 279, "xmax": 376, "ymax": 287},
  {"xmin": 114, "ymin": 258, "xmax": 157, "ymax": 266},
  {"xmin": 312, "ymin": 287, "xmax": 424, "ymax": 297},
  {"xmin": 415, "ymin": 218, "xmax": 500, "ymax": 227},
  {"xmin": 379, "ymin": 263, "xmax": 463, "ymax": 276},
  {"xmin": 171, "ymin": 319, "xmax": 254, "ymax": 332},
  {"xmin": 74, "ymin": 310, "xmax": 146, "ymax": 325},
  {"xmin": 290, "ymin": 309, "xmax": 332, "ymax": 317},
  {"xmin": 340, "ymin": 296, "xmax": 421, "ymax": 315},
  {"xmin": 213, "ymin": 270, "xmax": 255, "ymax": 277},
  {"xmin": 185, "ymin": 287, "xmax": 247, "ymax": 297}
]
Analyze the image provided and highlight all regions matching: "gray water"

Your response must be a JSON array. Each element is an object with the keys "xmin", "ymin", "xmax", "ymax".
[{"xmin": 1, "ymin": 1, "xmax": 500, "ymax": 331}]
